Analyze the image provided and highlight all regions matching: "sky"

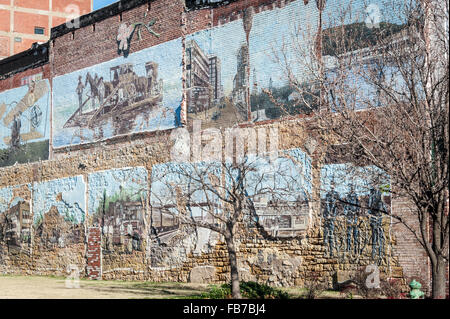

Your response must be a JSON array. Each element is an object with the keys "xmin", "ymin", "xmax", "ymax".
[{"xmin": 93, "ymin": 0, "xmax": 119, "ymax": 11}]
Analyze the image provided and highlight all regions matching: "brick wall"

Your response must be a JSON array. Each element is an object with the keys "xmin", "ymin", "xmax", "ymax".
[
  {"xmin": 390, "ymin": 196, "xmax": 431, "ymax": 294},
  {"xmin": 86, "ymin": 227, "xmax": 102, "ymax": 280},
  {"xmin": 51, "ymin": 0, "xmax": 184, "ymax": 78}
]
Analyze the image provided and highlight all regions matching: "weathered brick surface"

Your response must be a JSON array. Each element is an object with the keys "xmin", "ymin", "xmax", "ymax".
[
  {"xmin": 390, "ymin": 196, "xmax": 431, "ymax": 294},
  {"xmin": 51, "ymin": 0, "xmax": 185, "ymax": 77},
  {"xmin": 0, "ymin": 64, "xmax": 50, "ymax": 94},
  {"xmin": 0, "ymin": 119, "xmax": 415, "ymax": 290},
  {"xmin": 86, "ymin": 227, "xmax": 102, "ymax": 279}
]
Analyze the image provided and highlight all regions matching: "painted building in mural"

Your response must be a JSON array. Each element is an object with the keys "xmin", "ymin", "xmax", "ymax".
[
  {"xmin": 88, "ymin": 167, "xmax": 147, "ymax": 255},
  {"xmin": 32, "ymin": 176, "xmax": 86, "ymax": 249},
  {"xmin": 0, "ymin": 0, "xmax": 441, "ymax": 293},
  {"xmin": 0, "ymin": 184, "xmax": 32, "ymax": 253}
]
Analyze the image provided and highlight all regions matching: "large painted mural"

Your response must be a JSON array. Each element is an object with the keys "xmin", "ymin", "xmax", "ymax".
[
  {"xmin": 149, "ymin": 147, "xmax": 312, "ymax": 269},
  {"xmin": 52, "ymin": 38, "xmax": 182, "ymax": 148},
  {"xmin": 88, "ymin": 167, "xmax": 148, "ymax": 254},
  {"xmin": 184, "ymin": 0, "xmax": 408, "ymax": 128},
  {"xmin": 320, "ymin": 163, "xmax": 391, "ymax": 264},
  {"xmin": 0, "ymin": 184, "xmax": 33, "ymax": 254},
  {"xmin": 248, "ymin": 1, "xmax": 318, "ymax": 122},
  {"xmin": 32, "ymin": 176, "xmax": 86, "ymax": 250},
  {"xmin": 0, "ymin": 79, "xmax": 50, "ymax": 167}
]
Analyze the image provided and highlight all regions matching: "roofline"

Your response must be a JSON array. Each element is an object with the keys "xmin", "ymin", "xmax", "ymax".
[
  {"xmin": 185, "ymin": 0, "xmax": 239, "ymax": 11},
  {"xmin": 50, "ymin": 0, "xmax": 157, "ymax": 40},
  {"xmin": 0, "ymin": 42, "xmax": 49, "ymax": 80}
]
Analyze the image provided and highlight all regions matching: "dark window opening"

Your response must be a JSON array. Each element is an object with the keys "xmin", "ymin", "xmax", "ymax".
[{"xmin": 34, "ymin": 27, "xmax": 45, "ymax": 35}]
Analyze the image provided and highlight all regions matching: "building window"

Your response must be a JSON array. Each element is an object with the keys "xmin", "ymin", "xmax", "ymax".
[
  {"xmin": 34, "ymin": 27, "xmax": 45, "ymax": 35},
  {"xmin": 14, "ymin": 37, "xmax": 22, "ymax": 42}
]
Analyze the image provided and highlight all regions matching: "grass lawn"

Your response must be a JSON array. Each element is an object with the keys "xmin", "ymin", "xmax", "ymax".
[{"xmin": 0, "ymin": 275, "xmax": 369, "ymax": 299}]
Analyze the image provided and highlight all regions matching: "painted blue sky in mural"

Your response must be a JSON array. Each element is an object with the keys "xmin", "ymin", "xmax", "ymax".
[
  {"xmin": 88, "ymin": 167, "xmax": 148, "ymax": 215},
  {"xmin": 244, "ymin": 148, "xmax": 312, "ymax": 201},
  {"xmin": 249, "ymin": 0, "xmax": 406, "ymax": 90},
  {"xmin": 52, "ymin": 38, "xmax": 182, "ymax": 148},
  {"xmin": 0, "ymin": 80, "xmax": 50, "ymax": 150},
  {"xmin": 320, "ymin": 163, "xmax": 390, "ymax": 198},
  {"xmin": 322, "ymin": 0, "xmax": 407, "ymax": 27},
  {"xmin": 32, "ymin": 176, "xmax": 86, "ymax": 225},
  {"xmin": 249, "ymin": 0, "xmax": 318, "ymax": 89}
]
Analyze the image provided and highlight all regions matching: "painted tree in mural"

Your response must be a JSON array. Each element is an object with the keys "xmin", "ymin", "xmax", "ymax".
[
  {"xmin": 278, "ymin": 0, "xmax": 448, "ymax": 298},
  {"xmin": 151, "ymin": 146, "xmax": 311, "ymax": 299}
]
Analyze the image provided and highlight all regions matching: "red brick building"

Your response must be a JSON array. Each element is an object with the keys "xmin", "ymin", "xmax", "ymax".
[{"xmin": 0, "ymin": 0, "xmax": 92, "ymax": 59}]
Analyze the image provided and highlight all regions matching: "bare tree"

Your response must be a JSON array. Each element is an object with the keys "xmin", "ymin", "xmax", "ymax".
[
  {"xmin": 275, "ymin": 0, "xmax": 448, "ymax": 298},
  {"xmin": 150, "ymin": 146, "xmax": 311, "ymax": 299}
]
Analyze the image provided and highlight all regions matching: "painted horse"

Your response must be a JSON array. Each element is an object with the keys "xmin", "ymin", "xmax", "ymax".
[{"xmin": 85, "ymin": 72, "xmax": 105, "ymax": 109}]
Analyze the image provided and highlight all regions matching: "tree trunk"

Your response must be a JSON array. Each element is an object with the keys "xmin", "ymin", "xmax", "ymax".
[
  {"xmin": 225, "ymin": 233, "xmax": 242, "ymax": 299},
  {"xmin": 431, "ymin": 255, "xmax": 447, "ymax": 299}
]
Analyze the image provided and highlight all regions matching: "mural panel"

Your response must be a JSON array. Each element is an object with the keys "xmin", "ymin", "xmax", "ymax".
[
  {"xmin": 245, "ymin": 148, "xmax": 312, "ymax": 237},
  {"xmin": 0, "ymin": 79, "xmax": 50, "ymax": 167},
  {"xmin": 184, "ymin": 0, "xmax": 320, "ymax": 126},
  {"xmin": 320, "ymin": 163, "xmax": 391, "ymax": 264},
  {"xmin": 32, "ymin": 176, "xmax": 86, "ymax": 249},
  {"xmin": 249, "ymin": 1, "xmax": 318, "ymax": 122},
  {"xmin": 150, "ymin": 162, "xmax": 220, "ymax": 268},
  {"xmin": 185, "ymin": 18, "xmax": 247, "ymax": 129},
  {"xmin": 0, "ymin": 184, "xmax": 33, "ymax": 254},
  {"xmin": 52, "ymin": 38, "xmax": 182, "ymax": 148},
  {"xmin": 247, "ymin": 0, "xmax": 407, "ymax": 121},
  {"xmin": 88, "ymin": 167, "xmax": 147, "ymax": 254}
]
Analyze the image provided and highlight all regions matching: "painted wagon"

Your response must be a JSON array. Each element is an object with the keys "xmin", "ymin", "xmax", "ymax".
[{"xmin": 64, "ymin": 61, "xmax": 163, "ymax": 129}]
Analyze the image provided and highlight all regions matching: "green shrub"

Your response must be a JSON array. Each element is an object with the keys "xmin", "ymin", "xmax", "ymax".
[{"xmin": 200, "ymin": 281, "xmax": 289, "ymax": 299}]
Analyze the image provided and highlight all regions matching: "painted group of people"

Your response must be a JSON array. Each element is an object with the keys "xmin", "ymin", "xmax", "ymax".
[{"xmin": 322, "ymin": 183, "xmax": 387, "ymax": 262}]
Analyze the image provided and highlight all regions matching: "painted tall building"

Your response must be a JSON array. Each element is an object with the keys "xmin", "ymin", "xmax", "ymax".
[
  {"xmin": 185, "ymin": 39, "xmax": 212, "ymax": 113},
  {"xmin": 0, "ymin": 0, "xmax": 93, "ymax": 60},
  {"xmin": 208, "ymin": 55, "xmax": 223, "ymax": 102}
]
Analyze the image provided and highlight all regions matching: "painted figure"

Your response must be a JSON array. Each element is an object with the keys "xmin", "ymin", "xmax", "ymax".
[
  {"xmin": 76, "ymin": 75, "xmax": 85, "ymax": 114},
  {"xmin": 368, "ymin": 188, "xmax": 386, "ymax": 261},
  {"xmin": 323, "ymin": 181, "xmax": 339, "ymax": 256},
  {"xmin": 344, "ymin": 184, "xmax": 360, "ymax": 254},
  {"xmin": 97, "ymin": 76, "xmax": 105, "ymax": 107},
  {"xmin": 85, "ymin": 72, "xmax": 101, "ymax": 110},
  {"xmin": 10, "ymin": 114, "xmax": 22, "ymax": 149}
]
